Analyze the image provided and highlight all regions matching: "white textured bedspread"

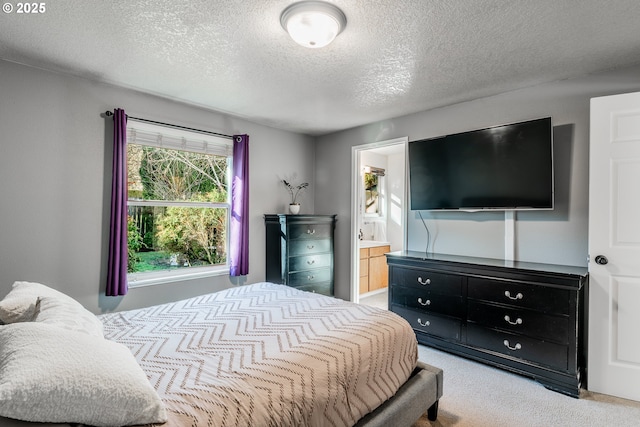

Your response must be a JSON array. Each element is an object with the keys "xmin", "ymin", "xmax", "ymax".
[{"xmin": 99, "ymin": 282, "xmax": 418, "ymax": 427}]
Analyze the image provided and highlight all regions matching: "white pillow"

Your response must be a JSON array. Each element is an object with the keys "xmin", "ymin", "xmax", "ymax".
[
  {"xmin": 0, "ymin": 322, "xmax": 167, "ymax": 426},
  {"xmin": 0, "ymin": 281, "xmax": 103, "ymax": 337},
  {"xmin": 0, "ymin": 294, "xmax": 38, "ymax": 324},
  {"xmin": 0, "ymin": 281, "xmax": 59, "ymax": 323},
  {"xmin": 8, "ymin": 281, "xmax": 83, "ymax": 304},
  {"xmin": 35, "ymin": 295, "xmax": 104, "ymax": 338},
  {"xmin": 0, "ymin": 281, "xmax": 71, "ymax": 324}
]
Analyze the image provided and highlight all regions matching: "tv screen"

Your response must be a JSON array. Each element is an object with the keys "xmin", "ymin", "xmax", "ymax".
[{"xmin": 409, "ymin": 117, "xmax": 553, "ymax": 211}]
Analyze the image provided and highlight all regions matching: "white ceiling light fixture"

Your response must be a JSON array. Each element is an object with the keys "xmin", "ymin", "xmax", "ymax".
[{"xmin": 280, "ymin": 1, "xmax": 347, "ymax": 49}]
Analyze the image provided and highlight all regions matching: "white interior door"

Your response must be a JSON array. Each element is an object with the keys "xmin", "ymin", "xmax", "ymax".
[{"xmin": 588, "ymin": 91, "xmax": 640, "ymax": 401}]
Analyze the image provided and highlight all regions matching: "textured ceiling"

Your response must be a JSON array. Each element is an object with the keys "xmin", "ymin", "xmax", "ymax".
[{"xmin": 1, "ymin": 1, "xmax": 640, "ymax": 136}]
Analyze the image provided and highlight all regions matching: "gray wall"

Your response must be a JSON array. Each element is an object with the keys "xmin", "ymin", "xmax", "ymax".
[
  {"xmin": 4, "ymin": 58, "xmax": 640, "ymax": 310},
  {"xmin": 0, "ymin": 60, "xmax": 316, "ymax": 313},
  {"xmin": 316, "ymin": 65, "xmax": 640, "ymax": 301}
]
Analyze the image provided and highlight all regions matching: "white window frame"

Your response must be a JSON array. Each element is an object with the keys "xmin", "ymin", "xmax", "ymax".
[{"xmin": 125, "ymin": 119, "xmax": 233, "ymax": 288}]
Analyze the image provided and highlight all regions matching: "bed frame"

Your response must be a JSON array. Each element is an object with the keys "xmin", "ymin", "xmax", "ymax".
[
  {"xmin": 0, "ymin": 362, "xmax": 442, "ymax": 427},
  {"xmin": 0, "ymin": 279, "xmax": 444, "ymax": 427},
  {"xmin": 356, "ymin": 361, "xmax": 443, "ymax": 426}
]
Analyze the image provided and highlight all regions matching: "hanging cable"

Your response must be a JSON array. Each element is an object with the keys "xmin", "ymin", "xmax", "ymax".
[{"xmin": 418, "ymin": 210, "xmax": 431, "ymax": 256}]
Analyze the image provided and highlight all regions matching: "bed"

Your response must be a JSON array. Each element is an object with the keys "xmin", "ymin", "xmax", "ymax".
[{"xmin": 0, "ymin": 281, "xmax": 442, "ymax": 427}]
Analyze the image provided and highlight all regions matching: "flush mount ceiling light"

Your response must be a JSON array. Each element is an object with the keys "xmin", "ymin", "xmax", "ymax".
[{"xmin": 280, "ymin": 1, "xmax": 347, "ymax": 48}]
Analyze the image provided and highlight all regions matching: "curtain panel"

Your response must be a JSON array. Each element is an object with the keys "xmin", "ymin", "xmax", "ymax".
[
  {"xmin": 230, "ymin": 134, "xmax": 249, "ymax": 276},
  {"xmin": 106, "ymin": 108, "xmax": 128, "ymax": 296}
]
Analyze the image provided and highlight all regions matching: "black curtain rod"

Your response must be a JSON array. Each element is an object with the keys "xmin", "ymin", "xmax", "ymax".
[{"xmin": 104, "ymin": 110, "xmax": 233, "ymax": 139}]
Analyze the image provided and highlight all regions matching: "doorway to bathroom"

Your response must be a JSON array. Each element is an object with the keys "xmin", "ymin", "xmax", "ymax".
[{"xmin": 350, "ymin": 137, "xmax": 407, "ymax": 304}]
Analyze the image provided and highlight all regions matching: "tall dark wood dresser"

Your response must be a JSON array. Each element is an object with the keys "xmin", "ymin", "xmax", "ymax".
[{"xmin": 264, "ymin": 214, "xmax": 337, "ymax": 296}]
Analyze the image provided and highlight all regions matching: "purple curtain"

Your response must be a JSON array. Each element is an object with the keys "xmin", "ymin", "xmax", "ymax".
[
  {"xmin": 230, "ymin": 134, "xmax": 249, "ymax": 276},
  {"xmin": 106, "ymin": 109, "xmax": 128, "ymax": 296}
]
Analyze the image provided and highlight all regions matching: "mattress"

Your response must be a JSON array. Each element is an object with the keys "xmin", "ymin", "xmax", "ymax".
[{"xmin": 98, "ymin": 282, "xmax": 418, "ymax": 427}]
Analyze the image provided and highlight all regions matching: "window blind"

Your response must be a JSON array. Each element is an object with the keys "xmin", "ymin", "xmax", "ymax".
[{"xmin": 127, "ymin": 119, "xmax": 232, "ymax": 156}]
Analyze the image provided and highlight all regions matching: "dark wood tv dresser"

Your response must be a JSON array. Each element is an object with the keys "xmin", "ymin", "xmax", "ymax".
[{"xmin": 386, "ymin": 251, "xmax": 588, "ymax": 397}]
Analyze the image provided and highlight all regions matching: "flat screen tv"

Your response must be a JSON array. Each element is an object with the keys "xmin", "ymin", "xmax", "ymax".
[{"xmin": 409, "ymin": 117, "xmax": 553, "ymax": 211}]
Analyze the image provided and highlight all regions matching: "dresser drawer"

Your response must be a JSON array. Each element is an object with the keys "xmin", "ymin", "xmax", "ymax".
[
  {"xmin": 468, "ymin": 301, "xmax": 569, "ymax": 344},
  {"xmin": 391, "ymin": 305, "xmax": 462, "ymax": 341},
  {"xmin": 397, "ymin": 268, "xmax": 463, "ymax": 296},
  {"xmin": 467, "ymin": 324, "xmax": 568, "ymax": 370},
  {"xmin": 287, "ymin": 267, "xmax": 332, "ymax": 286},
  {"xmin": 288, "ymin": 253, "xmax": 332, "ymax": 272},
  {"xmin": 288, "ymin": 223, "xmax": 333, "ymax": 240},
  {"xmin": 468, "ymin": 277, "xmax": 570, "ymax": 314},
  {"xmin": 295, "ymin": 282, "xmax": 333, "ymax": 296},
  {"xmin": 392, "ymin": 286, "xmax": 464, "ymax": 318},
  {"xmin": 289, "ymin": 239, "xmax": 331, "ymax": 256}
]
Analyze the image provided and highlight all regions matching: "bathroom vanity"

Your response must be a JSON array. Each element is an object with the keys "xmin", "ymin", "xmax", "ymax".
[{"xmin": 359, "ymin": 240, "xmax": 391, "ymax": 294}]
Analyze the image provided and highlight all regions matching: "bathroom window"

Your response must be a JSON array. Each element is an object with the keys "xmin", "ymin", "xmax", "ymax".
[{"xmin": 363, "ymin": 166, "xmax": 385, "ymax": 217}]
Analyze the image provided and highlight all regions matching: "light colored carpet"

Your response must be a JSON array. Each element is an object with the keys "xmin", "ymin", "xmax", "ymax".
[
  {"xmin": 411, "ymin": 345, "xmax": 640, "ymax": 427},
  {"xmin": 359, "ymin": 290, "xmax": 640, "ymax": 427},
  {"xmin": 359, "ymin": 290, "xmax": 388, "ymax": 310}
]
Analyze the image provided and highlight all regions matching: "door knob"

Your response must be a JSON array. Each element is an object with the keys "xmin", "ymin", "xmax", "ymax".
[{"xmin": 595, "ymin": 255, "xmax": 608, "ymax": 265}]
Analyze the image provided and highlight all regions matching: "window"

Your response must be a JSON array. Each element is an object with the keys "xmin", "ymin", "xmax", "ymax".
[
  {"xmin": 125, "ymin": 120, "xmax": 232, "ymax": 286},
  {"xmin": 363, "ymin": 166, "xmax": 385, "ymax": 217}
]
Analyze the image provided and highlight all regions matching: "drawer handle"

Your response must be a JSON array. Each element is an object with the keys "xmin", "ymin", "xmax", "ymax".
[
  {"xmin": 307, "ymin": 275, "xmax": 315, "ymax": 280},
  {"xmin": 417, "ymin": 298, "xmax": 431, "ymax": 306},
  {"xmin": 307, "ymin": 245, "xmax": 315, "ymax": 249},
  {"xmin": 417, "ymin": 318, "xmax": 431, "ymax": 327},
  {"xmin": 306, "ymin": 229, "xmax": 316, "ymax": 235},
  {"xmin": 504, "ymin": 291, "xmax": 523, "ymax": 300},
  {"xmin": 417, "ymin": 277, "xmax": 431, "ymax": 286},
  {"xmin": 504, "ymin": 315, "xmax": 523, "ymax": 325},
  {"xmin": 307, "ymin": 260, "xmax": 315, "ymax": 265},
  {"xmin": 503, "ymin": 340, "xmax": 522, "ymax": 351}
]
